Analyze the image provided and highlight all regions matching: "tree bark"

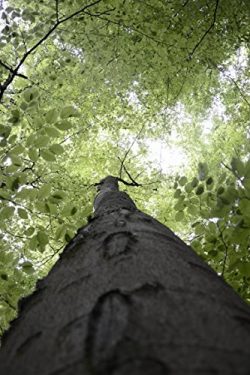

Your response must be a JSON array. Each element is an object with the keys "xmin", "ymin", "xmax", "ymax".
[{"xmin": 0, "ymin": 176, "xmax": 250, "ymax": 375}]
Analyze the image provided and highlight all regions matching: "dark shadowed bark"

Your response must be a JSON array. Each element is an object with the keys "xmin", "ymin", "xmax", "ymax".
[{"xmin": 0, "ymin": 176, "xmax": 250, "ymax": 375}]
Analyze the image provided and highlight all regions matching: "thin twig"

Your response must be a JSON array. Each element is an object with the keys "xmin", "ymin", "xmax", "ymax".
[
  {"xmin": 173, "ymin": 0, "xmax": 190, "ymax": 19},
  {"xmin": 0, "ymin": 297, "xmax": 16, "ymax": 311},
  {"xmin": 0, "ymin": 59, "xmax": 28, "ymax": 79},
  {"xmin": 119, "ymin": 124, "xmax": 145, "ymax": 178},
  {"xmin": 189, "ymin": 0, "xmax": 219, "ymax": 58},
  {"xmin": 83, "ymin": 12, "xmax": 171, "ymax": 47},
  {"xmin": 37, "ymin": 244, "xmax": 64, "ymax": 267},
  {"xmin": 224, "ymin": 74, "xmax": 250, "ymax": 108},
  {"xmin": 117, "ymin": 176, "xmax": 141, "ymax": 187},
  {"xmin": 117, "ymin": 161, "xmax": 141, "ymax": 187},
  {"xmin": 60, "ymin": 0, "xmax": 103, "ymax": 23},
  {"xmin": 5, "ymin": 230, "xmax": 27, "ymax": 240},
  {"xmin": 55, "ymin": 0, "xmax": 59, "ymax": 22},
  {"xmin": 209, "ymin": 59, "xmax": 250, "ymax": 108},
  {"xmin": 221, "ymin": 161, "xmax": 233, "ymax": 173},
  {"xmin": 59, "ymin": 126, "xmax": 91, "ymax": 145},
  {"xmin": 217, "ymin": 223, "xmax": 228, "ymax": 276},
  {"xmin": 0, "ymin": 0, "xmax": 105, "ymax": 102}
]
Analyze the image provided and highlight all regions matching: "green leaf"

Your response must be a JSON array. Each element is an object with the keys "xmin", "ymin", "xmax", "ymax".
[
  {"xmin": 52, "ymin": 191, "xmax": 66, "ymax": 200},
  {"xmin": 174, "ymin": 199, "xmax": 185, "ymax": 211},
  {"xmin": 245, "ymin": 161, "xmax": 250, "ymax": 178},
  {"xmin": 185, "ymin": 182, "xmax": 192, "ymax": 193},
  {"xmin": 243, "ymin": 178, "xmax": 250, "ymax": 192},
  {"xmin": 60, "ymin": 106, "xmax": 79, "ymax": 118},
  {"xmin": 40, "ymin": 150, "xmax": 56, "ymax": 162},
  {"xmin": 9, "ymin": 155, "xmax": 22, "ymax": 166},
  {"xmin": 10, "ymin": 145, "xmax": 25, "ymax": 155},
  {"xmin": 55, "ymin": 225, "xmax": 66, "ymax": 240},
  {"xmin": 46, "ymin": 109, "xmax": 58, "ymax": 124},
  {"xmin": 208, "ymin": 222, "xmax": 217, "ymax": 234},
  {"xmin": 35, "ymin": 135, "xmax": 50, "ymax": 148},
  {"xmin": 23, "ymin": 88, "xmax": 38, "ymax": 103},
  {"xmin": 26, "ymin": 134, "xmax": 36, "ymax": 147},
  {"xmin": 22, "ymin": 261, "xmax": 34, "ymax": 274},
  {"xmin": 194, "ymin": 223, "xmax": 204, "ymax": 235},
  {"xmin": 35, "ymin": 202, "xmax": 48, "ymax": 213},
  {"xmin": 231, "ymin": 157, "xmax": 245, "ymax": 177},
  {"xmin": 61, "ymin": 205, "xmax": 77, "ymax": 216},
  {"xmin": 0, "ymin": 125, "xmax": 11, "ymax": 139},
  {"xmin": 71, "ymin": 207, "xmax": 77, "ymax": 215},
  {"xmin": 9, "ymin": 109, "xmax": 20, "ymax": 124},
  {"xmin": 208, "ymin": 250, "xmax": 218, "ymax": 257},
  {"xmin": 198, "ymin": 162, "xmax": 208, "ymax": 180},
  {"xmin": 44, "ymin": 126, "xmax": 61, "ymax": 138},
  {"xmin": 17, "ymin": 208, "xmax": 28, "ymax": 219},
  {"xmin": 65, "ymin": 233, "xmax": 72, "ymax": 242},
  {"xmin": 28, "ymin": 148, "xmax": 39, "ymax": 162},
  {"xmin": 191, "ymin": 239, "xmax": 202, "ymax": 251},
  {"xmin": 11, "ymin": 177, "xmax": 20, "ymax": 191},
  {"xmin": 25, "ymin": 227, "xmax": 35, "ymax": 236},
  {"xmin": 45, "ymin": 202, "xmax": 57, "ymax": 214},
  {"xmin": 55, "ymin": 120, "xmax": 73, "ymax": 130},
  {"xmin": 195, "ymin": 185, "xmax": 204, "ymax": 195},
  {"xmin": 29, "ymin": 236, "xmax": 38, "ymax": 251},
  {"xmin": 191, "ymin": 177, "xmax": 199, "ymax": 188},
  {"xmin": 61, "ymin": 204, "xmax": 72, "ymax": 216},
  {"xmin": 175, "ymin": 211, "xmax": 184, "ymax": 221},
  {"xmin": 179, "ymin": 176, "xmax": 187, "ymax": 186},
  {"xmin": 187, "ymin": 205, "xmax": 198, "ymax": 215},
  {"xmin": 206, "ymin": 177, "xmax": 213, "ymax": 185},
  {"xmin": 174, "ymin": 189, "xmax": 181, "ymax": 198},
  {"xmin": 0, "ymin": 206, "xmax": 15, "ymax": 219},
  {"xmin": 20, "ymin": 101, "xmax": 28, "ymax": 110},
  {"xmin": 230, "ymin": 227, "xmax": 249, "ymax": 245},
  {"xmin": 238, "ymin": 261, "xmax": 250, "ymax": 277},
  {"xmin": 38, "ymin": 184, "xmax": 51, "ymax": 199},
  {"xmin": 49, "ymin": 144, "xmax": 64, "ymax": 155},
  {"xmin": 37, "ymin": 230, "xmax": 49, "ymax": 246},
  {"xmin": 0, "ymin": 274, "xmax": 8, "ymax": 281},
  {"xmin": 239, "ymin": 198, "xmax": 250, "ymax": 217},
  {"xmin": 217, "ymin": 186, "xmax": 225, "ymax": 195},
  {"xmin": 16, "ymin": 188, "xmax": 37, "ymax": 200}
]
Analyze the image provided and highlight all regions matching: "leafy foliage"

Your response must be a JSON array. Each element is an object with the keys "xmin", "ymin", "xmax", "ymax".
[
  {"xmin": 171, "ymin": 159, "xmax": 250, "ymax": 300},
  {"xmin": 0, "ymin": 0, "xmax": 250, "ymax": 333}
]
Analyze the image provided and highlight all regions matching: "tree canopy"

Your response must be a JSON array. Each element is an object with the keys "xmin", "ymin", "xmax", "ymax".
[{"xmin": 0, "ymin": 0, "xmax": 250, "ymax": 334}]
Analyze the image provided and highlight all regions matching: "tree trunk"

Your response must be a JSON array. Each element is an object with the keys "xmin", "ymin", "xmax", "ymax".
[{"xmin": 0, "ymin": 176, "xmax": 250, "ymax": 375}]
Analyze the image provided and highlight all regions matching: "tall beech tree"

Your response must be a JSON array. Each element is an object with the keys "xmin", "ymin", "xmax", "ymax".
[
  {"xmin": 0, "ymin": 176, "xmax": 250, "ymax": 374},
  {"xmin": 0, "ymin": 0, "xmax": 250, "ymax": 335}
]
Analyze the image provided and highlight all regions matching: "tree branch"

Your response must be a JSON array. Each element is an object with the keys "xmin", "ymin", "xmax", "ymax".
[
  {"xmin": 208, "ymin": 59, "xmax": 250, "ymax": 108},
  {"xmin": 0, "ymin": 0, "xmax": 105, "ymax": 103},
  {"xmin": 55, "ymin": 0, "xmax": 59, "ymax": 22},
  {"xmin": 119, "ymin": 124, "xmax": 145, "ymax": 179},
  {"xmin": 0, "ymin": 59, "xmax": 28, "ymax": 80},
  {"xmin": 37, "ymin": 244, "xmax": 64, "ymax": 267},
  {"xmin": 189, "ymin": 0, "xmax": 219, "ymax": 58},
  {"xmin": 117, "ymin": 176, "xmax": 141, "ymax": 187},
  {"xmin": 217, "ymin": 223, "xmax": 228, "ymax": 277},
  {"xmin": 59, "ymin": 0, "xmax": 103, "ymax": 23},
  {"xmin": 83, "ymin": 12, "xmax": 171, "ymax": 47},
  {"xmin": 0, "ymin": 297, "xmax": 16, "ymax": 311},
  {"xmin": 117, "ymin": 160, "xmax": 141, "ymax": 187}
]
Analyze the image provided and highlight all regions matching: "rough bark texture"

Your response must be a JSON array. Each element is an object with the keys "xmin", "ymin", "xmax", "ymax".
[{"xmin": 0, "ymin": 176, "xmax": 250, "ymax": 374}]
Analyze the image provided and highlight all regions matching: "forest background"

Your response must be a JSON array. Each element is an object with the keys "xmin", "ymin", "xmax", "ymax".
[{"xmin": 0, "ymin": 0, "xmax": 249, "ymax": 334}]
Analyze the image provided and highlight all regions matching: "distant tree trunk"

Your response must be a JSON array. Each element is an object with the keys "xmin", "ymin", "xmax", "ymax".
[{"xmin": 0, "ymin": 176, "xmax": 250, "ymax": 375}]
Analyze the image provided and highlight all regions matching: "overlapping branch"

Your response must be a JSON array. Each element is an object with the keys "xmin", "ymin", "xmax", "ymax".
[
  {"xmin": 0, "ymin": 0, "xmax": 111, "ymax": 102},
  {"xmin": 189, "ymin": 0, "xmax": 219, "ymax": 58}
]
